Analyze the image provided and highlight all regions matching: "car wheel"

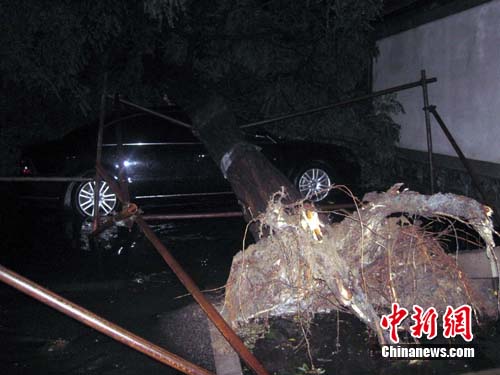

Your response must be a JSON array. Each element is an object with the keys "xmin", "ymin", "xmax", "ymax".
[
  {"xmin": 295, "ymin": 163, "xmax": 335, "ymax": 202},
  {"xmin": 74, "ymin": 180, "xmax": 117, "ymax": 217}
]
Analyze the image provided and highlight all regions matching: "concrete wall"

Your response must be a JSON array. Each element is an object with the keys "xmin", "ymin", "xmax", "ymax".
[{"xmin": 373, "ymin": 0, "xmax": 500, "ymax": 164}]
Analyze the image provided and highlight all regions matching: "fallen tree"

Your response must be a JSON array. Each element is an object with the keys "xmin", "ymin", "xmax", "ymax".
[
  {"xmin": 223, "ymin": 185, "xmax": 499, "ymax": 345},
  {"xmin": 187, "ymin": 95, "xmax": 302, "ymax": 238},
  {"xmin": 186, "ymin": 99, "xmax": 499, "ymax": 346}
]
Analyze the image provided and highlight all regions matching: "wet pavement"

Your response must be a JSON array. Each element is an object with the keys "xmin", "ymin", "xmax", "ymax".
[
  {"xmin": 0, "ymin": 187, "xmax": 243, "ymax": 374},
  {"xmin": 1, "ymin": 186, "xmax": 500, "ymax": 374}
]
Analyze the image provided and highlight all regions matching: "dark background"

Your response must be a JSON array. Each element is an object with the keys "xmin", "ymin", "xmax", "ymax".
[{"xmin": 1, "ymin": 0, "xmax": 404, "ymax": 188}]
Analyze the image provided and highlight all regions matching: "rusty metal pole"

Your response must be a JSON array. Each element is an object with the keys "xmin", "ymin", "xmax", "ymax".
[
  {"xmin": 134, "ymin": 216, "xmax": 269, "ymax": 375},
  {"xmin": 96, "ymin": 163, "xmax": 128, "ymax": 202},
  {"xmin": 139, "ymin": 203, "xmax": 357, "ymax": 221},
  {"xmin": 108, "ymin": 77, "xmax": 437, "ymax": 132},
  {"xmin": 113, "ymin": 94, "xmax": 131, "ymax": 205},
  {"xmin": 428, "ymin": 106, "xmax": 500, "ymax": 228},
  {"xmin": 427, "ymin": 106, "xmax": 489, "ymax": 203},
  {"xmin": 108, "ymin": 95, "xmax": 192, "ymax": 129},
  {"xmin": 0, "ymin": 264, "xmax": 214, "ymax": 375},
  {"xmin": 421, "ymin": 70, "xmax": 435, "ymax": 194},
  {"xmin": 91, "ymin": 204, "xmax": 139, "ymax": 237},
  {"xmin": 95, "ymin": 164, "xmax": 270, "ymax": 375},
  {"xmin": 241, "ymin": 77, "xmax": 437, "ymax": 129},
  {"xmin": 93, "ymin": 74, "xmax": 108, "ymax": 231},
  {"xmin": 142, "ymin": 212, "xmax": 243, "ymax": 221},
  {"xmin": 0, "ymin": 177, "xmax": 92, "ymax": 182}
]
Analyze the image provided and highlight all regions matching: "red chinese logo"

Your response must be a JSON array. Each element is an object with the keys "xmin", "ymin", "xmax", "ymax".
[
  {"xmin": 410, "ymin": 305, "xmax": 438, "ymax": 340},
  {"xmin": 380, "ymin": 303, "xmax": 408, "ymax": 343},
  {"xmin": 380, "ymin": 304, "xmax": 473, "ymax": 343},
  {"xmin": 442, "ymin": 304, "xmax": 473, "ymax": 342}
]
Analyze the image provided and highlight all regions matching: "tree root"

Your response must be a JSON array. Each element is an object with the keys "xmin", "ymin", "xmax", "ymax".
[{"xmin": 224, "ymin": 184, "xmax": 499, "ymax": 344}]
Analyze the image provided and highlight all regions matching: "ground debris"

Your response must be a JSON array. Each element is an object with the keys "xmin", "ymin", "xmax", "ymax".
[
  {"xmin": 45, "ymin": 338, "xmax": 69, "ymax": 353},
  {"xmin": 224, "ymin": 184, "xmax": 499, "ymax": 344}
]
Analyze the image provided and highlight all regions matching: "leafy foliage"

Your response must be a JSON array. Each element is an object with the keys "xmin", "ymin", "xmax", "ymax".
[{"xmin": 1, "ymin": 0, "xmax": 399, "ymax": 187}]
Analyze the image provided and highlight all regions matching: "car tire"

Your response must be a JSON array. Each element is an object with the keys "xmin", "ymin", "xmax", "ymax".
[
  {"xmin": 293, "ymin": 161, "xmax": 337, "ymax": 203},
  {"xmin": 72, "ymin": 178, "xmax": 118, "ymax": 218}
]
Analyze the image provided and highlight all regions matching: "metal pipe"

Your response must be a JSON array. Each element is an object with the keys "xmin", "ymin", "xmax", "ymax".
[
  {"xmin": 108, "ymin": 79, "xmax": 435, "ymax": 132},
  {"xmin": 141, "ymin": 204, "xmax": 357, "ymax": 221},
  {"xmin": 114, "ymin": 94, "xmax": 131, "ymax": 206},
  {"xmin": 142, "ymin": 212, "xmax": 243, "ymax": 221},
  {"xmin": 240, "ymin": 77, "xmax": 437, "ymax": 129},
  {"xmin": 96, "ymin": 164, "xmax": 128, "ymax": 203},
  {"xmin": 0, "ymin": 177, "xmax": 92, "ymax": 182},
  {"xmin": 0, "ymin": 264, "xmax": 214, "ymax": 375},
  {"xmin": 96, "ymin": 165, "xmax": 270, "ymax": 375},
  {"xmin": 90, "ymin": 204, "xmax": 139, "ymax": 237},
  {"xmin": 94, "ymin": 75, "xmax": 108, "ymax": 231},
  {"xmin": 421, "ymin": 70, "xmax": 435, "ymax": 194},
  {"xmin": 427, "ymin": 106, "xmax": 489, "ymax": 204},
  {"xmin": 136, "ymin": 192, "xmax": 234, "ymax": 199},
  {"xmin": 113, "ymin": 93, "xmax": 130, "ymax": 207},
  {"xmin": 108, "ymin": 96, "xmax": 192, "ymax": 130},
  {"xmin": 134, "ymin": 216, "xmax": 269, "ymax": 375}
]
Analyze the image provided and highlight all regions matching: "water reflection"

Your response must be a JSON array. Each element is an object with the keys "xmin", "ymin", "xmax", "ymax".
[
  {"xmin": 64, "ymin": 218, "xmax": 139, "ymax": 254},
  {"xmin": 3, "ymin": 206, "xmax": 245, "ymax": 288}
]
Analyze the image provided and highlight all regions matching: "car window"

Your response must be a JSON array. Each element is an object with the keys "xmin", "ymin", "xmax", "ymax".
[{"xmin": 121, "ymin": 114, "xmax": 198, "ymax": 144}]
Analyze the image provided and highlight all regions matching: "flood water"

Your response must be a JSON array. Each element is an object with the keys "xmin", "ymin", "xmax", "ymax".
[{"xmin": 1, "ymin": 187, "xmax": 500, "ymax": 374}]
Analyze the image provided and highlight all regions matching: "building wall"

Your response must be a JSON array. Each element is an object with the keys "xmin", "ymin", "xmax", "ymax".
[{"xmin": 373, "ymin": 0, "xmax": 500, "ymax": 164}]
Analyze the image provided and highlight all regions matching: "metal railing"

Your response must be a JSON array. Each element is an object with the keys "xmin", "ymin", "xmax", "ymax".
[{"xmin": 10, "ymin": 72, "xmax": 493, "ymax": 375}]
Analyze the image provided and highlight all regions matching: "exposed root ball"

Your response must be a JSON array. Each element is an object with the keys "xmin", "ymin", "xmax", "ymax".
[{"xmin": 224, "ymin": 185, "xmax": 498, "ymax": 344}]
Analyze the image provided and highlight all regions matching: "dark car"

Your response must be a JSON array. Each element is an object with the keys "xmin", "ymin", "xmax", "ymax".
[{"xmin": 18, "ymin": 107, "xmax": 360, "ymax": 217}]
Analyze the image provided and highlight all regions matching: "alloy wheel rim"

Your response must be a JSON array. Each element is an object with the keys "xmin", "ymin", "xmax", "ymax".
[
  {"xmin": 298, "ymin": 168, "xmax": 331, "ymax": 202},
  {"xmin": 77, "ymin": 181, "xmax": 117, "ymax": 216}
]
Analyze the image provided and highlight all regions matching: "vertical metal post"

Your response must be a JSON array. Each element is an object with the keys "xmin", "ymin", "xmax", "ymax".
[
  {"xmin": 427, "ymin": 106, "xmax": 497, "ymax": 208},
  {"xmin": 421, "ymin": 69, "xmax": 435, "ymax": 193},
  {"xmin": 93, "ymin": 74, "xmax": 108, "ymax": 231},
  {"xmin": 114, "ymin": 94, "xmax": 130, "ymax": 205},
  {"xmin": 95, "ymin": 164, "xmax": 270, "ymax": 375}
]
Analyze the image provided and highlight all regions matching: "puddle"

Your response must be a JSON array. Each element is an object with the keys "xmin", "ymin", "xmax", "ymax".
[{"xmin": 0, "ymin": 202, "xmax": 244, "ymax": 287}]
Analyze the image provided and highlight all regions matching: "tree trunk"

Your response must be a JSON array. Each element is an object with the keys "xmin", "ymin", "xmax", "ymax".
[
  {"xmin": 184, "ymin": 95, "xmax": 498, "ymax": 346},
  {"xmin": 186, "ymin": 95, "xmax": 302, "ymax": 237}
]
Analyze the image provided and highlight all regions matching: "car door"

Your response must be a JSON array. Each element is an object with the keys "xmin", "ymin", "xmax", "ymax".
[{"xmin": 118, "ymin": 113, "xmax": 228, "ymax": 199}]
